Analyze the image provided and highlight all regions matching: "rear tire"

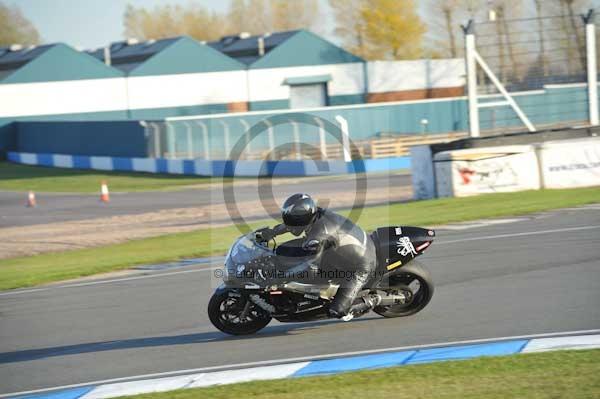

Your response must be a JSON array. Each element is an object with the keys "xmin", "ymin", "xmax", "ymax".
[
  {"xmin": 208, "ymin": 290, "xmax": 272, "ymax": 335},
  {"xmin": 373, "ymin": 261, "xmax": 434, "ymax": 318}
]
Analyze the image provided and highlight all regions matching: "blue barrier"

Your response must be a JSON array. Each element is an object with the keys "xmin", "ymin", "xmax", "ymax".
[{"xmin": 7, "ymin": 152, "xmax": 410, "ymax": 177}]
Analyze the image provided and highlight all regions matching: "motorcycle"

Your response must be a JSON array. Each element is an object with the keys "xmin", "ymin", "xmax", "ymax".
[{"xmin": 208, "ymin": 226, "xmax": 435, "ymax": 335}]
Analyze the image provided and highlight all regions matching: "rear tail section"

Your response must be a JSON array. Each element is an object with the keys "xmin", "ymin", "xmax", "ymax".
[{"xmin": 372, "ymin": 226, "xmax": 435, "ymax": 272}]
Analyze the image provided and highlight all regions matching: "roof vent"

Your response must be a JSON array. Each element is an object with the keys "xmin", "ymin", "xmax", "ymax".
[
  {"xmin": 200, "ymin": 40, "xmax": 207, "ymax": 45},
  {"xmin": 9, "ymin": 44, "xmax": 23, "ymax": 51},
  {"xmin": 239, "ymin": 32, "xmax": 251, "ymax": 39},
  {"xmin": 258, "ymin": 37, "xmax": 265, "ymax": 56},
  {"xmin": 126, "ymin": 38, "xmax": 139, "ymax": 45},
  {"xmin": 145, "ymin": 39, "xmax": 156, "ymax": 46},
  {"xmin": 263, "ymin": 32, "xmax": 272, "ymax": 38}
]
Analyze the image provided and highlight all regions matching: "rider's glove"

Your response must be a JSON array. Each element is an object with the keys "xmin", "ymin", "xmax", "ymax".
[
  {"xmin": 303, "ymin": 239, "xmax": 320, "ymax": 252},
  {"xmin": 323, "ymin": 236, "xmax": 337, "ymax": 250},
  {"xmin": 255, "ymin": 227, "xmax": 275, "ymax": 242}
]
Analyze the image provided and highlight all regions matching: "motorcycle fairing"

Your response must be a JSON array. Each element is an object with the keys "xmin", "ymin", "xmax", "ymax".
[{"xmin": 372, "ymin": 226, "xmax": 435, "ymax": 272}]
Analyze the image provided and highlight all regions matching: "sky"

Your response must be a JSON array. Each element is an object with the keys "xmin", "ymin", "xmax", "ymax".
[
  {"xmin": 9, "ymin": 0, "xmax": 334, "ymax": 49},
  {"xmin": 12, "ymin": 0, "xmax": 599, "ymax": 51}
]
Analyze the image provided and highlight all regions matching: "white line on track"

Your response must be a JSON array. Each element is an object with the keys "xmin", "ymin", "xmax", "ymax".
[
  {"xmin": 1, "ymin": 224, "xmax": 598, "ymax": 298},
  {"xmin": 436, "ymin": 225, "xmax": 600, "ymax": 245},
  {"xmin": 0, "ymin": 268, "xmax": 216, "ymax": 297},
  {"xmin": 3, "ymin": 328, "xmax": 599, "ymax": 398}
]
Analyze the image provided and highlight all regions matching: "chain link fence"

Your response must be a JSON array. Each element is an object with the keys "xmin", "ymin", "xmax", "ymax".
[{"xmin": 467, "ymin": 11, "xmax": 597, "ymax": 135}]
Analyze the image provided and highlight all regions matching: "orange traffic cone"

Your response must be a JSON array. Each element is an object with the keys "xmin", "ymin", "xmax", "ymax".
[
  {"xmin": 100, "ymin": 181, "xmax": 110, "ymax": 203},
  {"xmin": 26, "ymin": 191, "xmax": 36, "ymax": 207}
]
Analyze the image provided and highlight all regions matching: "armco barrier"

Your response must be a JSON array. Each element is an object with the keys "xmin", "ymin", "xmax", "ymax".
[{"xmin": 7, "ymin": 152, "xmax": 410, "ymax": 177}]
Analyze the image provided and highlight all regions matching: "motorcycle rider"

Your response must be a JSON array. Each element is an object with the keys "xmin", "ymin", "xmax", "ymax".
[{"xmin": 256, "ymin": 193, "xmax": 380, "ymax": 320}]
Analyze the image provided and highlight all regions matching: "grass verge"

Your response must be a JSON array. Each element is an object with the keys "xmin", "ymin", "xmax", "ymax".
[
  {"xmin": 0, "ymin": 162, "xmax": 220, "ymax": 192},
  {"xmin": 120, "ymin": 349, "xmax": 600, "ymax": 399},
  {"xmin": 1, "ymin": 187, "xmax": 599, "ymax": 290}
]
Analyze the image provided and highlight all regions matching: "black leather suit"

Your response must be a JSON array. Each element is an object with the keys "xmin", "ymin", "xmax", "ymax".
[{"xmin": 267, "ymin": 207, "xmax": 377, "ymax": 316}]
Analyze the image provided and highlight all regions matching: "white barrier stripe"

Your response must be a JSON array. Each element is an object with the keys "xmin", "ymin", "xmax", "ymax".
[
  {"xmin": 81, "ymin": 363, "xmax": 310, "ymax": 399},
  {"xmin": 521, "ymin": 334, "xmax": 600, "ymax": 353}
]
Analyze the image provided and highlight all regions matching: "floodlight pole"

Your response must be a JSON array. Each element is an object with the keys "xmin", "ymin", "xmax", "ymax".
[
  {"xmin": 289, "ymin": 120, "xmax": 301, "ymax": 160},
  {"xmin": 584, "ymin": 9, "xmax": 599, "ymax": 126},
  {"xmin": 166, "ymin": 123, "xmax": 177, "ymax": 159},
  {"xmin": 194, "ymin": 121, "xmax": 209, "ymax": 160},
  {"xmin": 463, "ymin": 20, "xmax": 480, "ymax": 138},
  {"xmin": 264, "ymin": 120, "xmax": 275, "ymax": 160},
  {"xmin": 335, "ymin": 115, "xmax": 352, "ymax": 162},
  {"xmin": 218, "ymin": 120, "xmax": 230, "ymax": 159},
  {"xmin": 239, "ymin": 119, "xmax": 251, "ymax": 158},
  {"xmin": 183, "ymin": 122, "xmax": 194, "ymax": 159},
  {"xmin": 314, "ymin": 117, "xmax": 327, "ymax": 160},
  {"xmin": 148, "ymin": 122, "xmax": 161, "ymax": 158}
]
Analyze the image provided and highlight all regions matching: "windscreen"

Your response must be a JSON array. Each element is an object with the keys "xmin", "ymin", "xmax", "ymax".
[{"xmin": 228, "ymin": 234, "xmax": 272, "ymax": 264}]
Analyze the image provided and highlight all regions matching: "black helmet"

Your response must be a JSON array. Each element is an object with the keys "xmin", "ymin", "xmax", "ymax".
[{"xmin": 282, "ymin": 194, "xmax": 317, "ymax": 232}]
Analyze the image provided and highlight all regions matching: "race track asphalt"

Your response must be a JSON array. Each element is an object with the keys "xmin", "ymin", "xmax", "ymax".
[
  {"xmin": 0, "ymin": 173, "xmax": 411, "ymax": 228},
  {"xmin": 0, "ymin": 206, "xmax": 599, "ymax": 394}
]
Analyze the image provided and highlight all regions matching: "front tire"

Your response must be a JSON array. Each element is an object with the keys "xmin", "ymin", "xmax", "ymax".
[
  {"xmin": 373, "ymin": 261, "xmax": 434, "ymax": 318},
  {"xmin": 208, "ymin": 289, "xmax": 272, "ymax": 335}
]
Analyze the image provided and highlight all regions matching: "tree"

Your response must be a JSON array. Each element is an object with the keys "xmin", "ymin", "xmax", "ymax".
[
  {"xmin": 123, "ymin": 0, "xmax": 320, "ymax": 43},
  {"xmin": 123, "ymin": 2, "xmax": 228, "ymax": 41},
  {"xmin": 269, "ymin": 0, "xmax": 319, "ymax": 32},
  {"xmin": 0, "ymin": 2, "xmax": 40, "ymax": 46},
  {"xmin": 329, "ymin": 0, "xmax": 370, "ymax": 58},
  {"xmin": 330, "ymin": 0, "xmax": 425, "ymax": 60},
  {"xmin": 423, "ymin": 0, "xmax": 487, "ymax": 59},
  {"xmin": 226, "ymin": 0, "xmax": 272, "ymax": 35},
  {"xmin": 361, "ymin": 0, "xmax": 426, "ymax": 60},
  {"xmin": 561, "ymin": 0, "xmax": 586, "ymax": 71}
]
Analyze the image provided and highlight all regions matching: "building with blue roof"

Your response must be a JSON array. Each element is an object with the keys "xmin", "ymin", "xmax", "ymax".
[
  {"xmin": 0, "ymin": 30, "xmax": 468, "ymax": 155},
  {"xmin": 209, "ymin": 30, "xmax": 367, "ymax": 110},
  {"xmin": 0, "ymin": 43, "xmax": 123, "ymax": 84},
  {"xmin": 0, "ymin": 43, "xmax": 129, "ymax": 151},
  {"xmin": 0, "ymin": 43, "xmax": 127, "ymax": 123},
  {"xmin": 208, "ymin": 30, "xmax": 298, "ymax": 65},
  {"xmin": 88, "ymin": 36, "xmax": 249, "ymax": 118}
]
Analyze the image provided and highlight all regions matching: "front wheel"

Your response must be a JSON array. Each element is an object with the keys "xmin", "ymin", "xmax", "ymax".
[
  {"xmin": 208, "ymin": 289, "xmax": 272, "ymax": 335},
  {"xmin": 373, "ymin": 261, "xmax": 434, "ymax": 318}
]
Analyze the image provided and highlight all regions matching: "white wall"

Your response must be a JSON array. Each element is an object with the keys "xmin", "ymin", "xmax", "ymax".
[
  {"xmin": 127, "ymin": 70, "xmax": 248, "ymax": 110},
  {"xmin": 367, "ymin": 59, "xmax": 465, "ymax": 93},
  {"xmin": 247, "ymin": 63, "xmax": 365, "ymax": 102},
  {"xmin": 0, "ymin": 78, "xmax": 128, "ymax": 118},
  {"xmin": 0, "ymin": 59, "xmax": 467, "ymax": 119},
  {"xmin": 434, "ymin": 145, "xmax": 541, "ymax": 197},
  {"xmin": 538, "ymin": 137, "xmax": 600, "ymax": 188}
]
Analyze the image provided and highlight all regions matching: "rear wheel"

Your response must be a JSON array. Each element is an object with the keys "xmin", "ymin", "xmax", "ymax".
[
  {"xmin": 373, "ymin": 262, "xmax": 434, "ymax": 318},
  {"xmin": 208, "ymin": 290, "xmax": 272, "ymax": 335}
]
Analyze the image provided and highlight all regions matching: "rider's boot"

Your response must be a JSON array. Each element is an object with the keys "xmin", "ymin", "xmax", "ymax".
[{"xmin": 328, "ymin": 271, "xmax": 370, "ymax": 320}]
